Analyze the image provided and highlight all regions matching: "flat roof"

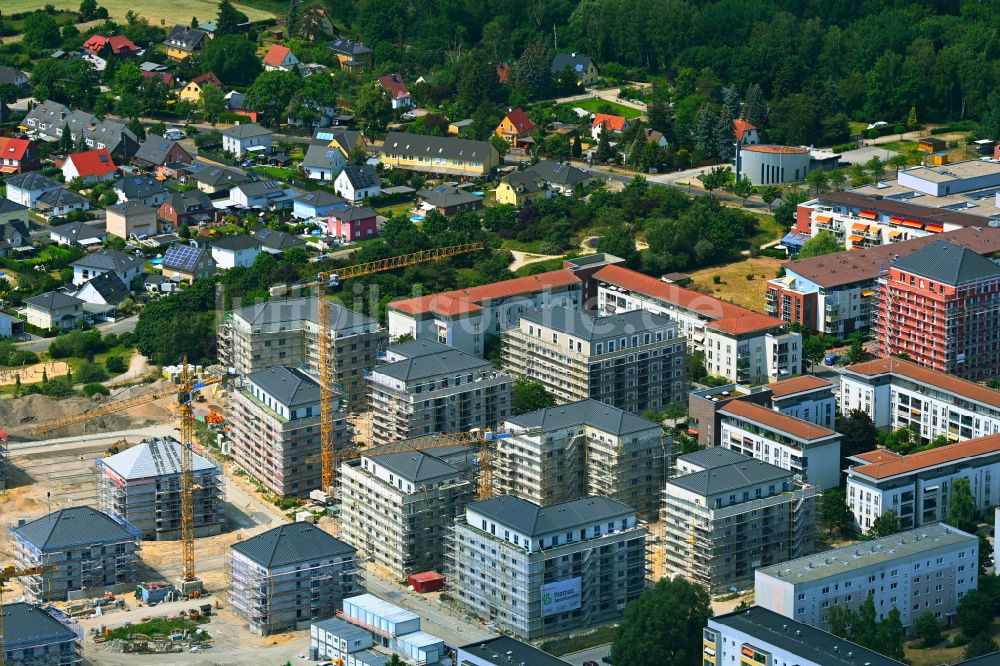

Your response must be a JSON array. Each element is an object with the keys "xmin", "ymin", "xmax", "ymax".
[
  {"xmin": 756, "ymin": 523, "xmax": 976, "ymax": 584},
  {"xmin": 458, "ymin": 636, "xmax": 570, "ymax": 666},
  {"xmin": 816, "ymin": 191, "xmax": 985, "ymax": 228},
  {"xmin": 900, "ymin": 159, "xmax": 1000, "ymax": 183},
  {"xmin": 344, "ymin": 594, "xmax": 419, "ymax": 624},
  {"xmin": 843, "ymin": 356, "xmax": 1000, "ymax": 411},
  {"xmin": 719, "ymin": 400, "xmax": 839, "ymax": 442},
  {"xmin": 850, "ymin": 432, "xmax": 1000, "ymax": 481}
]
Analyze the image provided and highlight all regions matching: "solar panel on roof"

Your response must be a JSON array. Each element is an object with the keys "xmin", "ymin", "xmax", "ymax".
[
  {"xmin": 159, "ymin": 142, "xmax": 169, "ymax": 151},
  {"xmin": 209, "ymin": 169, "xmax": 221, "ymax": 175},
  {"xmin": 98, "ymin": 154, "xmax": 108, "ymax": 162},
  {"xmin": 134, "ymin": 177, "xmax": 142, "ymax": 184},
  {"xmin": 575, "ymin": 64, "xmax": 584, "ymax": 72}
]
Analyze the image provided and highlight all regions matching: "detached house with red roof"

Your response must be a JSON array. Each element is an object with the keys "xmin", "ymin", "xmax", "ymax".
[
  {"xmin": 62, "ymin": 148, "xmax": 118, "ymax": 183},
  {"xmin": 377, "ymin": 73, "xmax": 412, "ymax": 109},
  {"xmin": 591, "ymin": 113, "xmax": 629, "ymax": 140},
  {"xmin": 0, "ymin": 137, "xmax": 40, "ymax": 175},
  {"xmin": 83, "ymin": 35, "xmax": 139, "ymax": 58},
  {"xmin": 495, "ymin": 109, "xmax": 535, "ymax": 148},
  {"xmin": 179, "ymin": 72, "xmax": 223, "ymax": 103},
  {"xmin": 262, "ymin": 44, "xmax": 299, "ymax": 72},
  {"xmin": 734, "ymin": 118, "xmax": 759, "ymax": 145}
]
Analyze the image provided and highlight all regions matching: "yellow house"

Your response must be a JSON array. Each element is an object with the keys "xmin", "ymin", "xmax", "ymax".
[
  {"xmin": 381, "ymin": 132, "xmax": 500, "ymax": 178},
  {"xmin": 495, "ymin": 109, "xmax": 535, "ymax": 147},
  {"xmin": 496, "ymin": 171, "xmax": 550, "ymax": 207},
  {"xmin": 165, "ymin": 25, "xmax": 208, "ymax": 61},
  {"xmin": 327, "ymin": 38, "xmax": 373, "ymax": 71},
  {"xmin": 179, "ymin": 72, "xmax": 223, "ymax": 103}
]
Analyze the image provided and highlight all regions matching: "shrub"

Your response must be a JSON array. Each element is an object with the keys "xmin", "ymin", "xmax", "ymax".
[
  {"xmin": 745, "ymin": 273, "xmax": 754, "ymax": 281},
  {"xmin": 75, "ymin": 362, "xmax": 108, "ymax": 384},
  {"xmin": 104, "ymin": 355, "xmax": 127, "ymax": 374},
  {"xmin": 0, "ymin": 342, "xmax": 38, "ymax": 367},
  {"xmin": 893, "ymin": 125, "xmax": 905, "ymax": 134},
  {"xmin": 831, "ymin": 142, "xmax": 856, "ymax": 153},
  {"xmin": 712, "ymin": 275, "xmax": 722, "ymax": 284},
  {"xmin": 82, "ymin": 382, "xmax": 109, "ymax": 396}
]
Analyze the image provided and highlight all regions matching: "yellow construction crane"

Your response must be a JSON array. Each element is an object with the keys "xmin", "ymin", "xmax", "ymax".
[
  {"xmin": 269, "ymin": 242, "xmax": 485, "ymax": 495},
  {"xmin": 176, "ymin": 359, "xmax": 198, "ymax": 592},
  {"xmin": 0, "ymin": 564, "xmax": 51, "ymax": 666}
]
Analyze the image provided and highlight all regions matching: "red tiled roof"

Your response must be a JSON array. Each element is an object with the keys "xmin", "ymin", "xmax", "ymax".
[
  {"xmin": 719, "ymin": 400, "xmax": 839, "ymax": 442},
  {"xmin": 844, "ymin": 357, "xmax": 1000, "ymax": 410},
  {"xmin": 851, "ymin": 449, "xmax": 902, "ymax": 464},
  {"xmin": 141, "ymin": 71, "xmax": 175, "ymax": 86},
  {"xmin": 378, "ymin": 73, "xmax": 411, "ymax": 100},
  {"xmin": 734, "ymin": 118, "xmax": 756, "ymax": 141},
  {"xmin": 83, "ymin": 34, "xmax": 137, "ymax": 55},
  {"xmin": 504, "ymin": 109, "xmax": 535, "ymax": 135},
  {"xmin": 766, "ymin": 374, "xmax": 833, "ymax": 399},
  {"xmin": 389, "ymin": 270, "xmax": 581, "ymax": 317},
  {"xmin": 497, "ymin": 63, "xmax": 510, "ymax": 84},
  {"xmin": 65, "ymin": 149, "xmax": 117, "ymax": 178},
  {"xmin": 851, "ymin": 433, "xmax": 1000, "ymax": 480},
  {"xmin": 263, "ymin": 44, "xmax": 292, "ymax": 68},
  {"xmin": 592, "ymin": 113, "xmax": 627, "ymax": 131},
  {"xmin": 594, "ymin": 265, "xmax": 786, "ymax": 334},
  {"xmin": 742, "ymin": 145, "xmax": 809, "ymax": 154},
  {"xmin": 0, "ymin": 137, "xmax": 31, "ymax": 162},
  {"xmin": 191, "ymin": 72, "xmax": 222, "ymax": 86}
]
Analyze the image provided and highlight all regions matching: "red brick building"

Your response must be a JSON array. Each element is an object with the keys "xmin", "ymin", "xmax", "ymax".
[{"xmin": 873, "ymin": 240, "xmax": 1000, "ymax": 380}]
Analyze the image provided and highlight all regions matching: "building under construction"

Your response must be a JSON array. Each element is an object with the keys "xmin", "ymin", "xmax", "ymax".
[
  {"xmin": 226, "ymin": 522, "xmax": 362, "ymax": 636},
  {"xmin": 96, "ymin": 437, "xmax": 226, "ymax": 541},
  {"xmin": 1, "ymin": 602, "xmax": 83, "ymax": 665},
  {"xmin": 9, "ymin": 506, "xmax": 142, "ymax": 602},
  {"xmin": 339, "ymin": 450, "xmax": 473, "ymax": 579},
  {"xmin": 0, "ymin": 434, "xmax": 7, "ymax": 490}
]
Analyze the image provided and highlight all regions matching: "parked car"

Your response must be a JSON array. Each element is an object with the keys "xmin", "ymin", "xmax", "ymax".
[
  {"xmin": 824, "ymin": 353, "xmax": 840, "ymax": 366},
  {"xmin": 164, "ymin": 128, "xmax": 185, "ymax": 140},
  {"xmin": 867, "ymin": 121, "xmax": 888, "ymax": 130}
]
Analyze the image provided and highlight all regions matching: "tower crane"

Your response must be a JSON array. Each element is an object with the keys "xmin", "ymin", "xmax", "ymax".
[
  {"xmin": 268, "ymin": 242, "xmax": 485, "ymax": 496},
  {"xmin": 0, "ymin": 564, "xmax": 52, "ymax": 666}
]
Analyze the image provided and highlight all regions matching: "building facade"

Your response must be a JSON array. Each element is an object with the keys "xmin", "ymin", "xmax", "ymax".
[
  {"xmin": 380, "ymin": 132, "xmax": 500, "ymax": 178},
  {"xmin": 1, "ymin": 602, "xmax": 83, "ymax": 666},
  {"xmin": 451, "ymin": 495, "xmax": 647, "ymax": 639}
]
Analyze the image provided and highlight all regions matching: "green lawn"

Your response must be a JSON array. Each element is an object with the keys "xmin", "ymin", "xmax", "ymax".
[
  {"xmin": 748, "ymin": 212, "xmax": 785, "ymax": 249},
  {"xmin": 374, "ymin": 202, "xmax": 416, "ymax": 218},
  {"xmin": 559, "ymin": 98, "xmax": 643, "ymax": 119},
  {"xmin": 849, "ymin": 121, "xmax": 868, "ymax": 137},
  {"xmin": 514, "ymin": 257, "xmax": 566, "ymax": 276},
  {"xmin": 0, "ymin": 0, "xmax": 273, "ymax": 27},
  {"xmin": 878, "ymin": 140, "xmax": 917, "ymax": 153}
]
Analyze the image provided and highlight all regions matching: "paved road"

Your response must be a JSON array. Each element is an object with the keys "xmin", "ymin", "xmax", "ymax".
[
  {"xmin": 15, "ymin": 315, "xmax": 139, "ymax": 352},
  {"xmin": 575, "ymin": 162, "xmax": 765, "ymax": 209},
  {"xmin": 562, "ymin": 644, "xmax": 612, "ymax": 665}
]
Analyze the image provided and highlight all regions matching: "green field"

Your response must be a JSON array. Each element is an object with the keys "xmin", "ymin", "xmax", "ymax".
[
  {"xmin": 2, "ymin": 0, "xmax": 274, "ymax": 29},
  {"xmin": 561, "ymin": 98, "xmax": 644, "ymax": 119}
]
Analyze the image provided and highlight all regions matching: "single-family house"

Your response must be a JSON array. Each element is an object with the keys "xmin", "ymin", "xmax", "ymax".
[
  {"xmin": 591, "ymin": 113, "xmax": 629, "ymax": 140},
  {"xmin": 495, "ymin": 109, "xmax": 535, "ymax": 147},
  {"xmin": 106, "ymin": 200, "xmax": 158, "ymax": 239},
  {"xmin": 179, "ymin": 72, "xmax": 223, "ymax": 103},
  {"xmin": 495, "ymin": 170, "xmax": 550, "ymax": 207},
  {"xmin": 448, "ymin": 118, "xmax": 475, "ymax": 136},
  {"xmin": 141, "ymin": 70, "xmax": 175, "ymax": 87},
  {"xmin": 302, "ymin": 143, "xmax": 347, "ymax": 181},
  {"xmin": 313, "ymin": 129, "xmax": 366, "ymax": 155},
  {"xmin": 230, "ymin": 180, "xmax": 297, "ymax": 209},
  {"xmin": 327, "ymin": 38, "xmax": 373, "ymax": 71},
  {"xmin": 71, "ymin": 248, "xmax": 143, "ymax": 287},
  {"xmin": 0, "ymin": 138, "xmax": 40, "ymax": 175},
  {"xmin": 144, "ymin": 274, "xmax": 177, "ymax": 293},
  {"xmin": 0, "ymin": 101, "xmax": 13, "ymax": 124},
  {"xmin": 211, "ymin": 234, "xmax": 263, "ymax": 270},
  {"xmin": 299, "ymin": 6, "xmax": 334, "ymax": 36},
  {"xmin": 327, "ymin": 206, "xmax": 378, "ymax": 242},
  {"xmin": 550, "ymin": 52, "xmax": 599, "ymax": 86},
  {"xmin": 252, "ymin": 228, "xmax": 306, "ymax": 254},
  {"xmin": 165, "ymin": 26, "xmax": 208, "ymax": 61},
  {"xmin": 380, "ymin": 132, "xmax": 500, "ymax": 177},
  {"xmin": 62, "ymin": 148, "xmax": 118, "ymax": 183},
  {"xmin": 75, "ymin": 270, "xmax": 130, "ymax": 308},
  {"xmin": 292, "ymin": 190, "xmax": 347, "ymax": 220},
  {"xmin": 416, "ymin": 185, "xmax": 483, "ymax": 216},
  {"xmin": 225, "ymin": 91, "xmax": 258, "ymax": 122},
  {"xmin": 36, "ymin": 188, "xmax": 90, "ymax": 220},
  {"xmin": 114, "ymin": 175, "xmax": 168, "ymax": 206},
  {"xmin": 83, "ymin": 35, "xmax": 139, "ymax": 58},
  {"xmin": 263, "ymin": 44, "xmax": 300, "ymax": 72},
  {"xmin": 21, "ymin": 101, "xmax": 141, "ymax": 157},
  {"xmin": 133, "ymin": 134, "xmax": 193, "ymax": 168},
  {"xmin": 189, "ymin": 166, "xmax": 248, "ymax": 194},
  {"xmin": 0, "ymin": 66, "xmax": 28, "ymax": 92},
  {"xmin": 161, "ymin": 243, "xmax": 216, "ymax": 284},
  {"xmin": 528, "ymin": 160, "xmax": 593, "ymax": 195},
  {"xmin": 0, "ymin": 200, "xmax": 28, "ymax": 226},
  {"xmin": 377, "ymin": 74, "xmax": 412, "ymax": 109},
  {"xmin": 49, "ymin": 220, "xmax": 107, "ymax": 246},
  {"xmin": 158, "ymin": 189, "xmax": 214, "ymax": 229},
  {"xmin": 222, "ymin": 123, "xmax": 272, "ymax": 157},
  {"xmin": 644, "ymin": 128, "xmax": 668, "ymax": 148},
  {"xmin": 334, "ymin": 165, "xmax": 381, "ymax": 203},
  {"xmin": 23, "ymin": 291, "xmax": 85, "ymax": 330},
  {"xmin": 0, "ymin": 219, "xmax": 32, "ymax": 257},
  {"xmin": 734, "ymin": 119, "xmax": 759, "ymax": 145},
  {"xmin": 0, "ymin": 311, "xmax": 24, "ymax": 338},
  {"xmin": 4, "ymin": 171, "xmax": 61, "ymax": 208}
]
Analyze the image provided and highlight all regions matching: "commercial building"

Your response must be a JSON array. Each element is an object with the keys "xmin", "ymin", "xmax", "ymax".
[
  {"xmin": 718, "ymin": 400, "xmax": 842, "ymax": 490},
  {"xmin": 595, "ymin": 264, "xmax": 801, "ymax": 384},
  {"xmin": 765, "ymin": 226, "xmax": 1000, "ymax": 335},
  {"xmin": 96, "ymin": 436, "xmax": 225, "ymax": 541},
  {"xmin": 226, "ymin": 522, "xmax": 361, "ymax": 635},
  {"xmin": 840, "ymin": 357, "xmax": 1000, "ymax": 443},
  {"xmin": 457, "ymin": 637, "xmax": 570, "ymax": 666},
  {"xmin": 688, "ymin": 375, "xmax": 835, "ymax": 448},
  {"xmin": 495, "ymin": 399, "xmax": 666, "ymax": 517},
  {"xmin": 387, "ymin": 269, "xmax": 582, "ymax": 356},
  {"xmin": 703, "ymin": 606, "xmax": 903, "ymax": 666},
  {"xmin": 227, "ymin": 366, "xmax": 352, "ymax": 498},
  {"xmin": 663, "ymin": 450, "xmax": 816, "ymax": 593},
  {"xmin": 0, "ymin": 602, "xmax": 83, "ymax": 666},
  {"xmin": 502, "ymin": 306, "xmax": 687, "ymax": 414},
  {"xmin": 339, "ymin": 449, "xmax": 473, "ymax": 579},
  {"xmin": 9, "ymin": 507, "xmax": 142, "ymax": 601},
  {"xmin": 450, "ymin": 495, "xmax": 646, "ymax": 639},
  {"xmin": 218, "ymin": 296, "xmax": 385, "ymax": 410},
  {"xmin": 380, "ymin": 132, "xmax": 500, "ymax": 178},
  {"xmin": 737, "ymin": 145, "xmax": 812, "ymax": 186},
  {"xmin": 873, "ymin": 240, "xmax": 1000, "ymax": 381},
  {"xmin": 846, "ymin": 433, "xmax": 1000, "ymax": 533},
  {"xmin": 755, "ymin": 523, "xmax": 978, "ymax": 631},
  {"xmin": 367, "ymin": 345, "xmax": 512, "ymax": 445}
]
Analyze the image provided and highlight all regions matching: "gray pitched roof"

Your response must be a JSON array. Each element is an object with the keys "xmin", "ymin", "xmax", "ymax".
[
  {"xmin": 469, "ymin": 495, "xmax": 633, "ymax": 536},
  {"xmin": 115, "ymin": 175, "xmax": 166, "ymax": 199},
  {"xmin": 459, "ymin": 637, "xmax": 570, "ymax": 666},
  {"xmin": 25, "ymin": 290, "xmax": 84, "ymax": 311},
  {"xmin": 222, "ymin": 123, "xmax": 271, "ymax": 139},
  {"xmin": 668, "ymin": 458, "xmax": 791, "ymax": 497},
  {"xmin": 416, "ymin": 185, "xmax": 482, "ymax": 208},
  {"xmin": 312, "ymin": 129, "xmax": 364, "ymax": 152},
  {"xmin": 163, "ymin": 189, "xmax": 213, "ymax": 214},
  {"xmin": 676, "ymin": 447, "xmax": 751, "ymax": 470},
  {"xmin": 327, "ymin": 38, "xmax": 372, "ymax": 56},
  {"xmin": 246, "ymin": 365, "xmax": 320, "ymax": 406},
  {"xmin": 529, "ymin": 160, "xmax": 591, "ymax": 186},
  {"xmin": 133, "ymin": 133, "xmax": 188, "ymax": 166},
  {"xmin": 520, "ymin": 306, "xmax": 673, "ymax": 341},
  {"xmin": 4, "ymin": 170, "xmax": 60, "ymax": 191},
  {"xmin": 506, "ymin": 399, "xmax": 658, "ymax": 436},
  {"xmin": 79, "ymin": 270, "xmax": 130, "ymax": 304},
  {"xmin": 341, "ymin": 165, "xmax": 380, "ymax": 189},
  {"xmin": 12, "ymin": 506, "xmax": 136, "ymax": 552},
  {"xmin": 892, "ymin": 240, "xmax": 1000, "ymax": 285},
  {"xmin": 50, "ymin": 220, "xmax": 105, "ymax": 243},
  {"xmin": 550, "ymin": 52, "xmax": 594, "ymax": 74},
  {"xmin": 302, "ymin": 143, "xmax": 346, "ymax": 170},
  {"xmin": 502, "ymin": 170, "xmax": 545, "ymax": 194},
  {"xmin": 162, "ymin": 243, "xmax": 212, "ymax": 271},
  {"xmin": 231, "ymin": 522, "xmax": 355, "ymax": 568},
  {"xmin": 333, "ymin": 206, "xmax": 376, "ymax": 221},
  {"xmin": 375, "ymin": 348, "xmax": 492, "ymax": 382},
  {"xmin": 0, "ymin": 199, "xmax": 27, "ymax": 215},
  {"xmin": 0, "ymin": 66, "xmax": 26, "ymax": 86},
  {"xmin": 165, "ymin": 25, "xmax": 207, "ymax": 51},
  {"xmin": 0, "ymin": 603, "xmax": 78, "ymax": 650},
  {"xmin": 190, "ymin": 166, "xmax": 247, "ymax": 187},
  {"xmin": 383, "ymin": 132, "xmax": 494, "ymax": 163},
  {"xmin": 0, "ymin": 219, "xmax": 29, "ymax": 248},
  {"xmin": 71, "ymin": 248, "xmax": 143, "ymax": 272},
  {"xmin": 236, "ymin": 180, "xmax": 284, "ymax": 197},
  {"xmin": 366, "ymin": 450, "xmax": 460, "ymax": 483},
  {"xmin": 37, "ymin": 188, "xmax": 88, "ymax": 210},
  {"xmin": 293, "ymin": 189, "xmax": 347, "ymax": 208},
  {"xmin": 385, "ymin": 339, "xmax": 452, "ymax": 359},
  {"xmin": 232, "ymin": 296, "xmax": 377, "ymax": 330},
  {"xmin": 252, "ymin": 228, "xmax": 306, "ymax": 251},
  {"xmin": 211, "ymin": 234, "xmax": 263, "ymax": 251},
  {"xmin": 108, "ymin": 199, "xmax": 153, "ymax": 216},
  {"xmin": 101, "ymin": 436, "xmax": 217, "ymax": 480}
]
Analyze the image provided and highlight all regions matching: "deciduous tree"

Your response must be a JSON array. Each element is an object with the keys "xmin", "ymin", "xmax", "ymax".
[
  {"xmin": 512, "ymin": 378, "xmax": 556, "ymax": 415},
  {"xmin": 798, "ymin": 230, "xmax": 843, "ymax": 258},
  {"xmin": 610, "ymin": 578, "xmax": 712, "ymax": 666}
]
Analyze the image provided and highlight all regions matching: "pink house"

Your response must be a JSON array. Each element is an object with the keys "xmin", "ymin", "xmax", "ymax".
[{"xmin": 327, "ymin": 206, "xmax": 378, "ymax": 241}]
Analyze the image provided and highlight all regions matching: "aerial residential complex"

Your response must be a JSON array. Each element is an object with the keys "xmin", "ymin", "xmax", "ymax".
[
  {"xmin": 450, "ymin": 495, "xmax": 647, "ymax": 639},
  {"xmin": 0, "ymin": 602, "xmax": 83, "ymax": 666},
  {"xmin": 502, "ymin": 306, "xmax": 688, "ymax": 414},
  {"xmin": 755, "ymin": 523, "xmax": 978, "ymax": 631},
  {"xmin": 495, "ymin": 400, "xmax": 666, "ymax": 517}
]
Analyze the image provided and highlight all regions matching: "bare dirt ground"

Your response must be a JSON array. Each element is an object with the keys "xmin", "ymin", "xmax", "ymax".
[
  {"xmin": 508, "ymin": 250, "xmax": 561, "ymax": 272},
  {"xmin": 0, "ymin": 361, "xmax": 71, "ymax": 385}
]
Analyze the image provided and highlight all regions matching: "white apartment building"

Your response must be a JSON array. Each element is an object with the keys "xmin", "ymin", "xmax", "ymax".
[
  {"xmin": 755, "ymin": 523, "xmax": 978, "ymax": 631},
  {"xmin": 767, "ymin": 375, "xmax": 837, "ymax": 429},
  {"xmin": 846, "ymin": 433, "xmax": 1000, "ymax": 533},
  {"xmin": 840, "ymin": 357, "xmax": 1000, "ymax": 443},
  {"xmin": 595, "ymin": 264, "xmax": 801, "ymax": 384},
  {"xmin": 718, "ymin": 400, "xmax": 842, "ymax": 490}
]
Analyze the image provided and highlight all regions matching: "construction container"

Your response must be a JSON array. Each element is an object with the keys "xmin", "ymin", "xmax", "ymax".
[
  {"xmin": 295, "ymin": 511, "xmax": 316, "ymax": 524},
  {"xmin": 407, "ymin": 572, "xmax": 445, "ymax": 593}
]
